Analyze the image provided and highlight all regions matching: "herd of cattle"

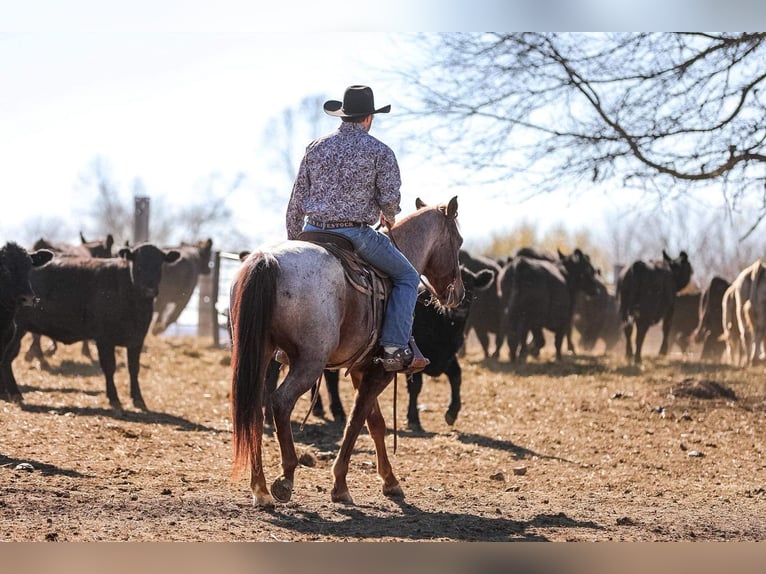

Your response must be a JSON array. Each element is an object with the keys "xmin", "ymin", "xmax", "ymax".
[
  {"xmin": 0, "ymin": 235, "xmax": 213, "ymax": 413},
  {"xmin": 0, "ymin": 232, "xmax": 765, "ymax": 429}
]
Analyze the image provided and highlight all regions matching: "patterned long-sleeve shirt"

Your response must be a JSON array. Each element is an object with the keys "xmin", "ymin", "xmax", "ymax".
[{"xmin": 286, "ymin": 121, "xmax": 402, "ymax": 240}]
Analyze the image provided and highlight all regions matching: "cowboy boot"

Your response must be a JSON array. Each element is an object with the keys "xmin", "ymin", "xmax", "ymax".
[{"xmin": 403, "ymin": 336, "xmax": 429, "ymax": 375}]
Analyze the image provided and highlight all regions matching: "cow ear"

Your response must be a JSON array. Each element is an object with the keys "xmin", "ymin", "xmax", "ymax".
[
  {"xmin": 475, "ymin": 269, "xmax": 495, "ymax": 290},
  {"xmin": 415, "ymin": 197, "xmax": 426, "ymax": 209},
  {"xmin": 445, "ymin": 196, "xmax": 458, "ymax": 219},
  {"xmin": 164, "ymin": 250, "xmax": 181, "ymax": 264},
  {"xmin": 679, "ymin": 251, "xmax": 688, "ymax": 261},
  {"xmin": 118, "ymin": 247, "xmax": 134, "ymax": 260},
  {"xmin": 31, "ymin": 249, "xmax": 53, "ymax": 267}
]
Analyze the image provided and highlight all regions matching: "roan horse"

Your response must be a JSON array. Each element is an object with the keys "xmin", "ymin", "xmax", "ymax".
[{"xmin": 229, "ymin": 196, "xmax": 464, "ymax": 506}]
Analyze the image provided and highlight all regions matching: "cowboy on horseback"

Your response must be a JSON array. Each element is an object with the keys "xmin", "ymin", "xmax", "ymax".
[{"xmin": 286, "ymin": 85, "xmax": 426, "ymax": 373}]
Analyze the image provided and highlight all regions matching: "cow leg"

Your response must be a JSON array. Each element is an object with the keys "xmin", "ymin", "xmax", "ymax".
[
  {"xmin": 0, "ymin": 329, "xmax": 24, "ymax": 402},
  {"xmin": 623, "ymin": 321, "xmax": 634, "ymax": 361},
  {"xmin": 24, "ymin": 333, "xmax": 44, "ymax": 362},
  {"xmin": 406, "ymin": 372, "xmax": 424, "ymax": 432},
  {"xmin": 127, "ymin": 344, "xmax": 148, "ymax": 411},
  {"xmin": 95, "ymin": 341, "xmax": 122, "ymax": 412},
  {"xmin": 475, "ymin": 328, "xmax": 491, "ymax": 359},
  {"xmin": 323, "ymin": 369, "xmax": 346, "ymax": 423},
  {"xmin": 634, "ymin": 321, "xmax": 650, "ymax": 365},
  {"xmin": 658, "ymin": 313, "xmax": 673, "ymax": 356},
  {"xmin": 493, "ymin": 330, "xmax": 506, "ymax": 360},
  {"xmin": 444, "ymin": 357, "xmax": 462, "ymax": 426},
  {"xmin": 554, "ymin": 330, "xmax": 565, "ymax": 361}
]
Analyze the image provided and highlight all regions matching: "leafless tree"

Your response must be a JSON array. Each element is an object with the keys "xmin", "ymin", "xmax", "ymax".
[
  {"xmin": 400, "ymin": 33, "xmax": 766, "ymax": 232},
  {"xmin": 73, "ymin": 157, "xmax": 248, "ymax": 249}
]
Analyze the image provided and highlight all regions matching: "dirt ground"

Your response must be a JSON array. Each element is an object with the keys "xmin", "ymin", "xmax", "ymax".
[{"xmin": 1, "ymin": 333, "xmax": 765, "ymax": 542}]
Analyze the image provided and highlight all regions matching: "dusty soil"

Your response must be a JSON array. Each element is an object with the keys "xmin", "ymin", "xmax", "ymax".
[{"xmin": 1, "ymin": 334, "xmax": 765, "ymax": 542}]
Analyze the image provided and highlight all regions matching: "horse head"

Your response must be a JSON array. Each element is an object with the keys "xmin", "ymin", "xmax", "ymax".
[{"xmin": 395, "ymin": 196, "xmax": 465, "ymax": 309}]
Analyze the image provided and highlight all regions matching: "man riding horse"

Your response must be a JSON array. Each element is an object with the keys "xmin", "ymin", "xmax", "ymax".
[{"xmin": 285, "ymin": 85, "xmax": 427, "ymax": 373}]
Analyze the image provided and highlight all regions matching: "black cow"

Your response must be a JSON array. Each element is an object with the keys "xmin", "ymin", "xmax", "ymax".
[
  {"xmin": 33, "ymin": 232, "xmax": 114, "ymax": 259},
  {"xmin": 407, "ymin": 266, "xmax": 495, "ymax": 431},
  {"xmin": 572, "ymin": 281, "xmax": 622, "ymax": 353},
  {"xmin": 458, "ymin": 250, "xmax": 504, "ymax": 359},
  {"xmin": 1, "ymin": 243, "xmax": 180, "ymax": 411},
  {"xmin": 151, "ymin": 238, "xmax": 214, "ymax": 335},
  {"xmin": 499, "ymin": 248, "xmax": 601, "ymax": 362},
  {"xmin": 693, "ymin": 276, "xmax": 730, "ymax": 361},
  {"xmin": 667, "ymin": 292, "xmax": 702, "ymax": 354},
  {"xmin": 0, "ymin": 243, "xmax": 53, "ymax": 367},
  {"xmin": 617, "ymin": 250, "xmax": 693, "ymax": 364},
  {"xmin": 26, "ymin": 233, "xmax": 115, "ymax": 362}
]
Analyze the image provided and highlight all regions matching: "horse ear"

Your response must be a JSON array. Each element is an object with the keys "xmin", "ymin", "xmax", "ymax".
[
  {"xmin": 446, "ymin": 196, "xmax": 458, "ymax": 218},
  {"xmin": 663, "ymin": 249, "xmax": 671, "ymax": 262},
  {"xmin": 415, "ymin": 198, "xmax": 426, "ymax": 209}
]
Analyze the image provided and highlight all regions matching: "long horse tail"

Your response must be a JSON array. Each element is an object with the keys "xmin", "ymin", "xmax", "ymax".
[{"xmin": 229, "ymin": 251, "xmax": 279, "ymax": 476}]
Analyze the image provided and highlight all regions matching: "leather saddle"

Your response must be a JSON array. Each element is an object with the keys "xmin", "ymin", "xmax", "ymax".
[{"xmin": 295, "ymin": 230, "xmax": 428, "ymax": 374}]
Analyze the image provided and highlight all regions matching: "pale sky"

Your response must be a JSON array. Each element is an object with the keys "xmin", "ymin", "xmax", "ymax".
[{"xmin": 2, "ymin": 1, "xmax": 762, "ymax": 250}]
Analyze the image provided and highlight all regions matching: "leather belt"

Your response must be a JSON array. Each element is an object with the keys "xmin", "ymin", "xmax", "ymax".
[{"xmin": 307, "ymin": 218, "xmax": 367, "ymax": 230}]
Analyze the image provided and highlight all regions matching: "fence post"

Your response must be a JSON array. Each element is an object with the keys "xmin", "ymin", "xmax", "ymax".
[
  {"xmin": 133, "ymin": 196, "xmax": 150, "ymax": 243},
  {"xmin": 211, "ymin": 251, "xmax": 221, "ymax": 347}
]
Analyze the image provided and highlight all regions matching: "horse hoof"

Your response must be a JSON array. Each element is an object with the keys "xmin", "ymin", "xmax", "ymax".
[
  {"xmin": 252, "ymin": 492, "xmax": 275, "ymax": 507},
  {"xmin": 444, "ymin": 411, "xmax": 457, "ymax": 426},
  {"xmin": 270, "ymin": 477, "xmax": 293, "ymax": 503},
  {"xmin": 383, "ymin": 482, "xmax": 404, "ymax": 499},
  {"xmin": 331, "ymin": 488, "xmax": 354, "ymax": 504}
]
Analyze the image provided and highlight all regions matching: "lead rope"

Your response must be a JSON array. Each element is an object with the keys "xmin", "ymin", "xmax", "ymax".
[
  {"xmin": 381, "ymin": 218, "xmax": 401, "ymax": 455},
  {"xmin": 392, "ymin": 372, "xmax": 398, "ymax": 454}
]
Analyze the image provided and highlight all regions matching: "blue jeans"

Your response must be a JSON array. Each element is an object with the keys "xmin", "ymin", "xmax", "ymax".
[{"xmin": 303, "ymin": 223, "xmax": 420, "ymax": 349}]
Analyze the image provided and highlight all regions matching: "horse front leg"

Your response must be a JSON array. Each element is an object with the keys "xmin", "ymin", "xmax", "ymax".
[
  {"xmin": 331, "ymin": 368, "xmax": 393, "ymax": 504},
  {"xmin": 365, "ymin": 398, "xmax": 403, "ymax": 499}
]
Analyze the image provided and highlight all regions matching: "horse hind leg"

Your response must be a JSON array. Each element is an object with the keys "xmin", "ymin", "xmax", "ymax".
[
  {"xmin": 269, "ymin": 361, "xmax": 325, "ymax": 503},
  {"xmin": 249, "ymin": 420, "xmax": 273, "ymax": 507}
]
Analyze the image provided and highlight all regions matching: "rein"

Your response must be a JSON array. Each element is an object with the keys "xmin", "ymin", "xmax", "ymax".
[{"xmin": 382, "ymin": 220, "xmax": 459, "ymax": 307}]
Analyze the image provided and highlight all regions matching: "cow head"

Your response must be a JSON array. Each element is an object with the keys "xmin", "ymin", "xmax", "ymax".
[
  {"xmin": 119, "ymin": 244, "xmax": 181, "ymax": 299},
  {"xmin": 0, "ymin": 242, "xmax": 53, "ymax": 310},
  {"xmin": 442, "ymin": 266, "xmax": 495, "ymax": 322},
  {"xmin": 558, "ymin": 248, "xmax": 602, "ymax": 297},
  {"xmin": 663, "ymin": 250, "xmax": 693, "ymax": 292}
]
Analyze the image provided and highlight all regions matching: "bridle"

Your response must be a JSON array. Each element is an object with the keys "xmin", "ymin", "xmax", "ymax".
[{"xmin": 382, "ymin": 219, "xmax": 461, "ymax": 308}]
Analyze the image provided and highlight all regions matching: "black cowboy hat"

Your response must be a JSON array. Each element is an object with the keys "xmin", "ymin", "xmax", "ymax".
[{"xmin": 323, "ymin": 85, "xmax": 391, "ymax": 117}]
